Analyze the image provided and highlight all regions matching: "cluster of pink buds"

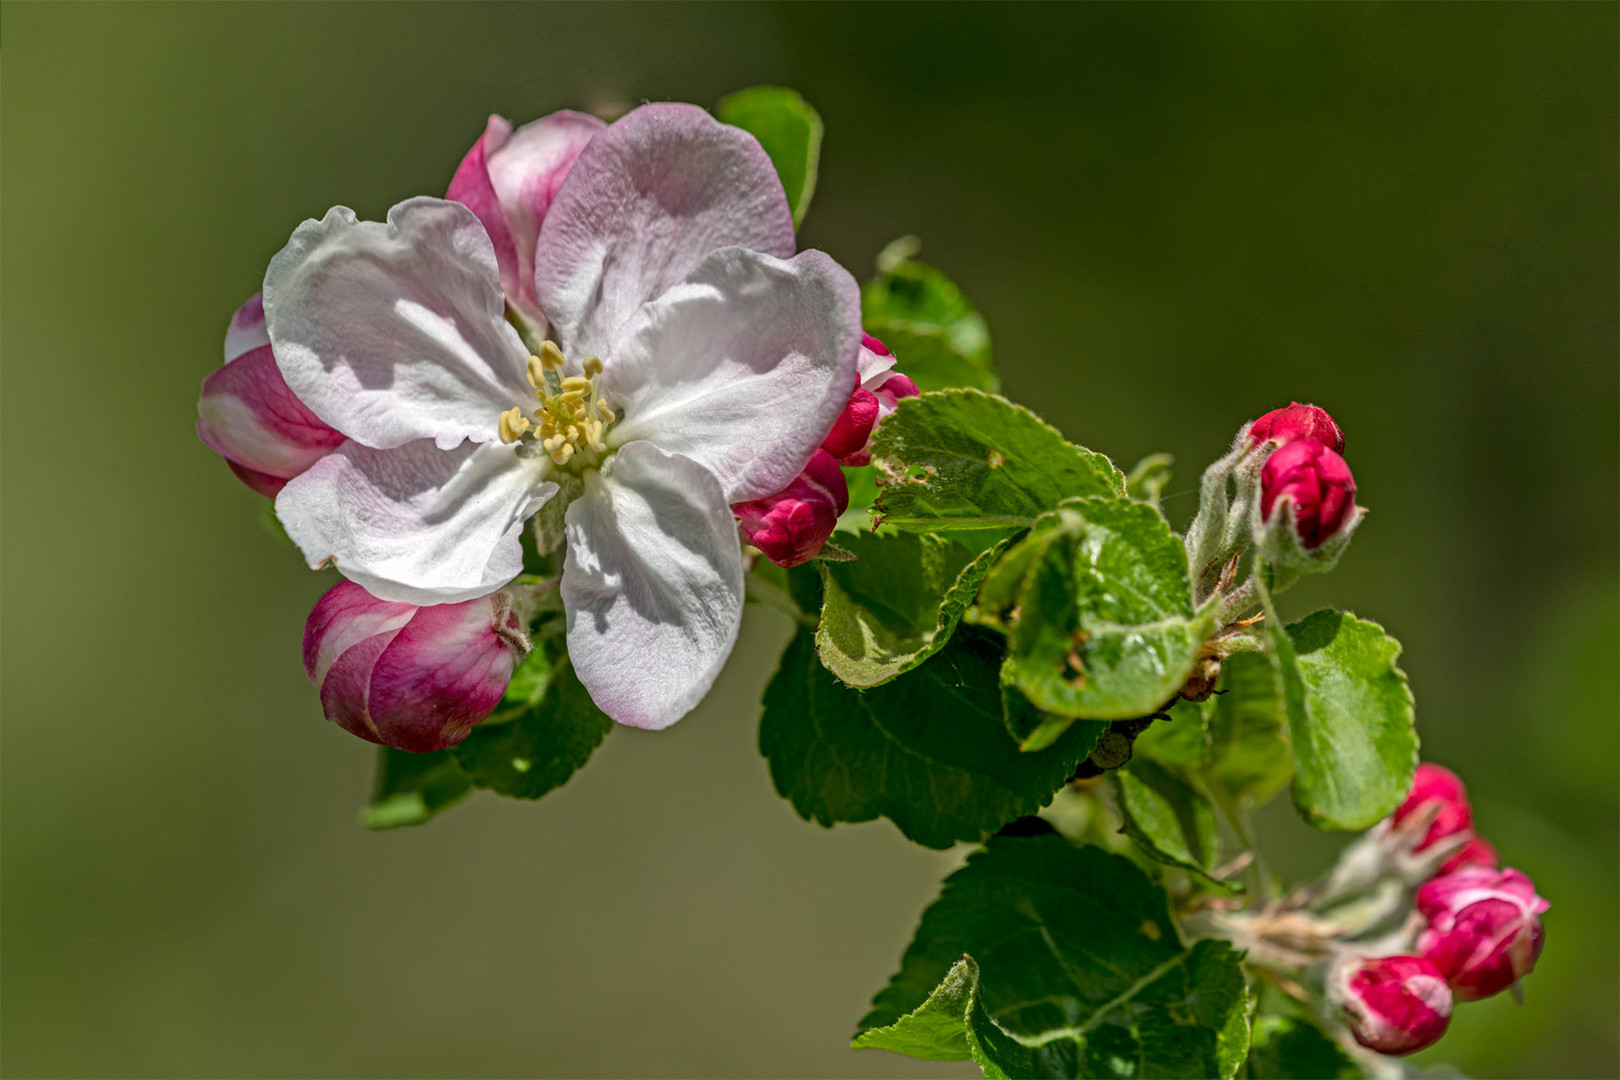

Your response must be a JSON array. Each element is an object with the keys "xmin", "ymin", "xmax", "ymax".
[
  {"xmin": 1247, "ymin": 402, "xmax": 1361, "ymax": 560},
  {"xmin": 1324, "ymin": 764, "xmax": 1548, "ymax": 1057},
  {"xmin": 732, "ymin": 333, "xmax": 918, "ymax": 567},
  {"xmin": 1184, "ymin": 401, "xmax": 1365, "ymax": 613}
]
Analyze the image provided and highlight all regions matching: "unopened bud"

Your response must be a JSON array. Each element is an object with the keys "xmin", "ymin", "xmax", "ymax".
[
  {"xmin": 1392, "ymin": 763, "xmax": 1474, "ymax": 854},
  {"xmin": 1416, "ymin": 866, "xmax": 1548, "ymax": 1002},
  {"xmin": 303, "ymin": 581, "xmax": 527, "ymax": 753},
  {"xmin": 1260, "ymin": 439, "xmax": 1358, "ymax": 549},
  {"xmin": 1327, "ymin": 954, "xmax": 1453, "ymax": 1056},
  {"xmin": 826, "ymin": 333, "xmax": 920, "ymax": 466},
  {"xmin": 733, "ymin": 448, "xmax": 849, "ymax": 568},
  {"xmin": 1439, "ymin": 835, "xmax": 1499, "ymax": 875},
  {"xmin": 1246, "ymin": 401, "xmax": 1345, "ymax": 455},
  {"xmin": 197, "ymin": 294, "xmax": 345, "ymax": 496}
]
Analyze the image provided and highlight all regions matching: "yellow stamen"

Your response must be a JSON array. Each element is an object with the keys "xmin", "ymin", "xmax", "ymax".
[{"xmin": 497, "ymin": 343, "xmax": 616, "ymax": 464}]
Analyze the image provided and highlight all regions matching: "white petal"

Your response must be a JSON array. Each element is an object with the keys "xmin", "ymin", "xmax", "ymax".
[
  {"xmin": 264, "ymin": 198, "xmax": 534, "ymax": 451},
  {"xmin": 534, "ymin": 103, "xmax": 796, "ymax": 361},
  {"xmin": 561, "ymin": 443, "xmax": 744, "ymax": 730},
  {"xmin": 601, "ymin": 247, "xmax": 861, "ymax": 503},
  {"xmin": 276, "ymin": 438, "xmax": 555, "ymax": 605}
]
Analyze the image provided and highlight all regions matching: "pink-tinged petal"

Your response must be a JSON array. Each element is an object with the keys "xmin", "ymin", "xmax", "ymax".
[
  {"xmin": 225, "ymin": 293, "xmax": 269, "ymax": 361},
  {"xmin": 275, "ymin": 438, "xmax": 555, "ymax": 605},
  {"xmin": 602, "ymin": 247, "xmax": 861, "ymax": 503},
  {"xmin": 447, "ymin": 112, "xmax": 604, "ymax": 325},
  {"xmin": 446, "ymin": 116, "xmax": 523, "ymax": 312},
  {"xmin": 264, "ymin": 198, "xmax": 534, "ymax": 451},
  {"xmin": 855, "ymin": 333, "xmax": 897, "ymax": 385},
  {"xmin": 733, "ymin": 448, "xmax": 849, "ymax": 568},
  {"xmin": 302, "ymin": 579, "xmax": 416, "ymax": 684},
  {"xmin": 562, "ymin": 442, "xmax": 744, "ymax": 730},
  {"xmin": 484, "ymin": 111, "xmax": 604, "ymax": 317},
  {"xmin": 197, "ymin": 344, "xmax": 346, "ymax": 485},
  {"xmin": 366, "ymin": 594, "xmax": 521, "ymax": 751},
  {"xmin": 535, "ymin": 102, "xmax": 796, "ymax": 359}
]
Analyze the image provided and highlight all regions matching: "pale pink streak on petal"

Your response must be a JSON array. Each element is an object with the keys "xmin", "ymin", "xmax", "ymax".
[
  {"xmin": 446, "ymin": 116, "xmax": 522, "ymax": 309},
  {"xmin": 482, "ymin": 111, "xmax": 604, "ymax": 317},
  {"xmin": 197, "ymin": 344, "xmax": 345, "ymax": 481},
  {"xmin": 562, "ymin": 443, "xmax": 744, "ymax": 730},
  {"xmin": 534, "ymin": 102, "xmax": 796, "ymax": 360},
  {"xmin": 302, "ymin": 579, "xmax": 416, "ymax": 684},
  {"xmin": 602, "ymin": 247, "xmax": 862, "ymax": 503},
  {"xmin": 225, "ymin": 293, "xmax": 269, "ymax": 361}
]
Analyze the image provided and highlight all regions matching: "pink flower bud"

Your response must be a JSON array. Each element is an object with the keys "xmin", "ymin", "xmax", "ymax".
[
  {"xmin": 1247, "ymin": 401, "xmax": 1345, "ymax": 455},
  {"xmin": 197, "ymin": 294, "xmax": 345, "ymax": 497},
  {"xmin": 447, "ymin": 112, "xmax": 604, "ymax": 324},
  {"xmin": 827, "ymin": 333, "xmax": 921, "ymax": 466},
  {"xmin": 1439, "ymin": 835, "xmax": 1499, "ymax": 875},
  {"xmin": 733, "ymin": 448, "xmax": 849, "ymax": 568},
  {"xmin": 1260, "ymin": 438, "xmax": 1358, "ymax": 549},
  {"xmin": 302, "ymin": 581, "xmax": 527, "ymax": 753},
  {"xmin": 1392, "ymin": 763, "xmax": 1475, "ymax": 854},
  {"xmin": 1416, "ymin": 866, "xmax": 1548, "ymax": 1002},
  {"xmin": 1328, "ymin": 955, "xmax": 1453, "ymax": 1056}
]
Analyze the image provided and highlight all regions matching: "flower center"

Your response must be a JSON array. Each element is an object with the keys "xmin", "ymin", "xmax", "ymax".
[{"xmin": 497, "ymin": 341, "xmax": 616, "ymax": 469}]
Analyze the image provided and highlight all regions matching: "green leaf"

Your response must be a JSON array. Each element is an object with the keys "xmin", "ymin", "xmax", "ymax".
[
  {"xmin": 852, "ymin": 956, "xmax": 978, "ymax": 1062},
  {"xmin": 859, "ymin": 834, "xmax": 1251, "ymax": 1077},
  {"xmin": 361, "ymin": 747, "xmax": 473, "ymax": 830},
  {"xmin": 1114, "ymin": 759, "xmax": 1227, "ymax": 884},
  {"xmin": 1243, "ymin": 1015, "xmax": 1358, "ymax": 1080},
  {"xmin": 817, "ymin": 531, "xmax": 1006, "ymax": 688},
  {"xmin": 759, "ymin": 627, "xmax": 1099, "ymax": 848},
  {"xmin": 450, "ymin": 652, "xmax": 613, "ymax": 800},
  {"xmin": 863, "ymin": 248, "xmax": 998, "ymax": 392},
  {"xmin": 1205, "ymin": 651, "xmax": 1293, "ymax": 808},
  {"xmin": 1264, "ymin": 603, "xmax": 1418, "ymax": 831},
  {"xmin": 715, "ymin": 86, "xmax": 822, "ymax": 228},
  {"xmin": 998, "ymin": 499, "xmax": 1216, "ymax": 720},
  {"xmin": 837, "ymin": 464, "xmax": 881, "ymax": 534},
  {"xmin": 1132, "ymin": 697, "xmax": 1209, "ymax": 768},
  {"xmin": 1124, "ymin": 453, "xmax": 1175, "ymax": 511},
  {"xmin": 872, "ymin": 390, "xmax": 1125, "ymax": 533}
]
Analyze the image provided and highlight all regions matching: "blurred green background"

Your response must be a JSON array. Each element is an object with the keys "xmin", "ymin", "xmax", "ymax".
[{"xmin": 3, "ymin": 3, "xmax": 1615, "ymax": 1077}]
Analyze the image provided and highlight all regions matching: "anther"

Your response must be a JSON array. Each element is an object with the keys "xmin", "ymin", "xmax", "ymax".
[
  {"xmin": 583, "ymin": 355, "xmax": 603, "ymax": 376},
  {"xmin": 526, "ymin": 355, "xmax": 546, "ymax": 390},
  {"xmin": 538, "ymin": 341, "xmax": 566, "ymax": 371}
]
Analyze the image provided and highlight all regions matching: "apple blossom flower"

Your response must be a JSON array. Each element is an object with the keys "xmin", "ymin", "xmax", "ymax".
[
  {"xmin": 1246, "ymin": 401, "xmax": 1345, "ymax": 454},
  {"xmin": 304, "ymin": 580, "xmax": 527, "ymax": 752},
  {"xmin": 1260, "ymin": 437, "xmax": 1358, "ymax": 549},
  {"xmin": 196, "ymin": 294, "xmax": 344, "ymax": 496},
  {"xmin": 1416, "ymin": 866, "xmax": 1548, "ymax": 1001},
  {"xmin": 1327, "ymin": 954, "xmax": 1453, "ymax": 1056},
  {"xmin": 265, "ymin": 103, "xmax": 861, "ymax": 729},
  {"xmin": 446, "ymin": 111, "xmax": 604, "ymax": 333},
  {"xmin": 733, "ymin": 448, "xmax": 849, "ymax": 567}
]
